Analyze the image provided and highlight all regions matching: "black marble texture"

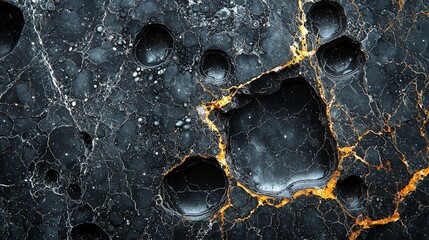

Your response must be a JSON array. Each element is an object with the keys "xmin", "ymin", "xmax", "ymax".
[{"xmin": 0, "ymin": 0, "xmax": 428, "ymax": 239}]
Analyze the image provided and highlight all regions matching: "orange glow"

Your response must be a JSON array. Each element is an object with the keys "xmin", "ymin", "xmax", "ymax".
[{"xmin": 190, "ymin": 1, "xmax": 429, "ymax": 239}]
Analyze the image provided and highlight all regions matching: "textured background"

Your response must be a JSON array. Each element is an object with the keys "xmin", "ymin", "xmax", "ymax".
[{"xmin": 0, "ymin": 0, "xmax": 428, "ymax": 239}]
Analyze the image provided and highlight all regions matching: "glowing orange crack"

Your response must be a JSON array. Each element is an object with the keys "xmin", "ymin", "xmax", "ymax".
[
  {"xmin": 195, "ymin": 0, "xmax": 429, "ymax": 239},
  {"xmin": 197, "ymin": 0, "xmax": 316, "ymax": 229},
  {"xmin": 349, "ymin": 164, "xmax": 429, "ymax": 240}
]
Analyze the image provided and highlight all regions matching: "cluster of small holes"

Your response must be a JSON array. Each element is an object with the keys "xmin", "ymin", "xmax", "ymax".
[
  {"xmin": 308, "ymin": 1, "xmax": 366, "ymax": 80},
  {"xmin": 308, "ymin": 1, "xmax": 368, "ymax": 211},
  {"xmin": 133, "ymin": 24, "xmax": 232, "ymax": 84}
]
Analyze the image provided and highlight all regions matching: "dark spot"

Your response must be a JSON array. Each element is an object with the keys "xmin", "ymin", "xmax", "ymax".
[
  {"xmin": 109, "ymin": 212, "xmax": 123, "ymax": 226},
  {"xmin": 4, "ymin": 81, "xmax": 35, "ymax": 107},
  {"xmin": 134, "ymin": 24, "xmax": 174, "ymax": 67},
  {"xmin": 0, "ymin": 113, "xmax": 13, "ymax": 136},
  {"xmin": 48, "ymin": 126, "xmax": 85, "ymax": 168},
  {"xmin": 316, "ymin": 36, "xmax": 365, "ymax": 78},
  {"xmin": 227, "ymin": 78, "xmax": 337, "ymax": 198},
  {"xmin": 68, "ymin": 183, "xmax": 82, "ymax": 200},
  {"xmin": 71, "ymin": 223, "xmax": 109, "ymax": 240},
  {"xmin": 161, "ymin": 157, "xmax": 228, "ymax": 220},
  {"xmin": 80, "ymin": 131, "xmax": 93, "ymax": 150},
  {"xmin": 307, "ymin": 1, "xmax": 346, "ymax": 41},
  {"xmin": 0, "ymin": 1, "xmax": 24, "ymax": 58},
  {"xmin": 44, "ymin": 169, "xmax": 59, "ymax": 185},
  {"xmin": 46, "ymin": 1, "xmax": 55, "ymax": 11},
  {"xmin": 336, "ymin": 175, "xmax": 367, "ymax": 210},
  {"xmin": 200, "ymin": 49, "xmax": 231, "ymax": 83}
]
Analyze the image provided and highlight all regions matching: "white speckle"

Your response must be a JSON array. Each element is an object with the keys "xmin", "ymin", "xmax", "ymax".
[
  {"xmin": 175, "ymin": 120, "xmax": 185, "ymax": 127},
  {"xmin": 197, "ymin": 106, "xmax": 205, "ymax": 116},
  {"xmin": 157, "ymin": 69, "xmax": 166, "ymax": 75},
  {"xmin": 71, "ymin": 101, "xmax": 76, "ymax": 107},
  {"xmin": 185, "ymin": 118, "xmax": 191, "ymax": 123},
  {"xmin": 154, "ymin": 120, "xmax": 160, "ymax": 126},
  {"xmin": 138, "ymin": 117, "xmax": 143, "ymax": 123},
  {"xmin": 132, "ymin": 72, "xmax": 138, "ymax": 77}
]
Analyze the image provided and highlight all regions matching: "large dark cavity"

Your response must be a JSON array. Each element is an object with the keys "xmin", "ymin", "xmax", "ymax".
[
  {"xmin": 71, "ymin": 223, "xmax": 109, "ymax": 240},
  {"xmin": 161, "ymin": 157, "xmax": 228, "ymax": 220},
  {"xmin": 336, "ymin": 175, "xmax": 367, "ymax": 210},
  {"xmin": 200, "ymin": 49, "xmax": 231, "ymax": 83},
  {"xmin": 316, "ymin": 36, "xmax": 366, "ymax": 78},
  {"xmin": 307, "ymin": 1, "xmax": 346, "ymax": 41},
  {"xmin": 134, "ymin": 24, "xmax": 174, "ymax": 67},
  {"xmin": 227, "ymin": 78, "xmax": 337, "ymax": 198},
  {"xmin": 0, "ymin": 2, "xmax": 24, "ymax": 58}
]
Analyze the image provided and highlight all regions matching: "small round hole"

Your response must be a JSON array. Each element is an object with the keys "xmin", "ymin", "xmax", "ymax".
[
  {"xmin": 44, "ymin": 169, "xmax": 59, "ymax": 185},
  {"xmin": 316, "ymin": 36, "xmax": 366, "ymax": 79},
  {"xmin": 0, "ymin": 2, "xmax": 25, "ymax": 58},
  {"xmin": 200, "ymin": 49, "xmax": 232, "ymax": 82},
  {"xmin": 161, "ymin": 157, "xmax": 228, "ymax": 220},
  {"xmin": 133, "ymin": 24, "xmax": 174, "ymax": 67},
  {"xmin": 307, "ymin": 1, "xmax": 347, "ymax": 41},
  {"xmin": 336, "ymin": 175, "xmax": 367, "ymax": 210}
]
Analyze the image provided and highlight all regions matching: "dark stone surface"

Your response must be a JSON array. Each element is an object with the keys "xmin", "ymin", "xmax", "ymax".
[{"xmin": 0, "ymin": 0, "xmax": 428, "ymax": 239}]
